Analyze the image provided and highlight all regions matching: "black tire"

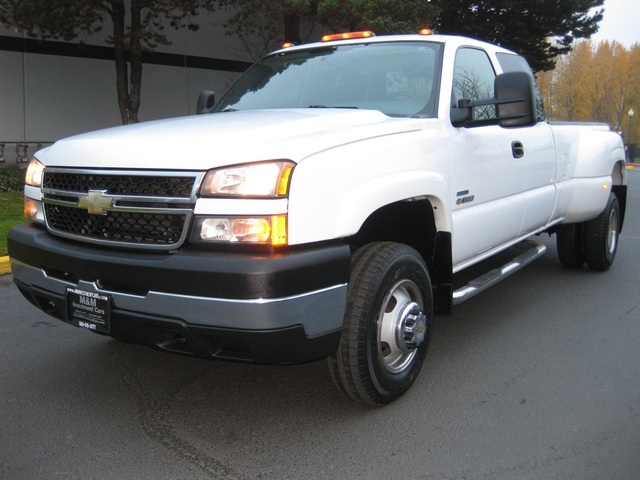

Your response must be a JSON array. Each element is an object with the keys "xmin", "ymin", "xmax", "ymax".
[
  {"xmin": 328, "ymin": 242, "xmax": 433, "ymax": 406},
  {"xmin": 556, "ymin": 223, "xmax": 585, "ymax": 268},
  {"xmin": 584, "ymin": 193, "xmax": 620, "ymax": 271}
]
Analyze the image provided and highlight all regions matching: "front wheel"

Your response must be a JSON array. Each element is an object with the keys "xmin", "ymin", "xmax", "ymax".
[{"xmin": 328, "ymin": 242, "xmax": 433, "ymax": 406}]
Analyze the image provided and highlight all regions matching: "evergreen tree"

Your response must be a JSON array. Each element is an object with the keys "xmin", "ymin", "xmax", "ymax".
[
  {"xmin": 433, "ymin": 0, "xmax": 604, "ymax": 72},
  {"xmin": 215, "ymin": 0, "xmax": 440, "ymax": 59},
  {"xmin": 219, "ymin": 0, "xmax": 603, "ymax": 72}
]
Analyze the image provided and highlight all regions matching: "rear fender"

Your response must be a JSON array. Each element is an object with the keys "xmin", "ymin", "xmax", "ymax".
[{"xmin": 573, "ymin": 129, "xmax": 626, "ymax": 178}]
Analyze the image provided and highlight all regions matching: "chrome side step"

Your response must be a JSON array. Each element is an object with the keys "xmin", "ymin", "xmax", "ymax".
[{"xmin": 452, "ymin": 240, "xmax": 546, "ymax": 305}]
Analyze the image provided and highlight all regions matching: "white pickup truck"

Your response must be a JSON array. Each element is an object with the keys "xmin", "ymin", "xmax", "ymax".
[{"xmin": 8, "ymin": 31, "xmax": 627, "ymax": 405}]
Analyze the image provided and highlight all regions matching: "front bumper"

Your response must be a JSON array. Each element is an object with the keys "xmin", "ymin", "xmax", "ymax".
[{"xmin": 8, "ymin": 224, "xmax": 350, "ymax": 364}]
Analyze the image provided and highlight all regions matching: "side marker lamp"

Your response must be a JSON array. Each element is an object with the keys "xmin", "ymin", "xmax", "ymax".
[{"xmin": 24, "ymin": 197, "xmax": 44, "ymax": 223}]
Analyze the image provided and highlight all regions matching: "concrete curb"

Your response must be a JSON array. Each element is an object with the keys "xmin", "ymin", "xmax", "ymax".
[{"xmin": 0, "ymin": 256, "xmax": 10, "ymax": 276}]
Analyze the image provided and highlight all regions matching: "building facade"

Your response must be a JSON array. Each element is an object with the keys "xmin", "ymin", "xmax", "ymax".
[{"xmin": 0, "ymin": 8, "xmax": 260, "ymax": 167}]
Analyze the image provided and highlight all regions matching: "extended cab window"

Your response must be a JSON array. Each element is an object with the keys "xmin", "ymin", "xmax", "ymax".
[
  {"xmin": 452, "ymin": 47, "xmax": 496, "ymax": 121},
  {"xmin": 215, "ymin": 42, "xmax": 443, "ymax": 117}
]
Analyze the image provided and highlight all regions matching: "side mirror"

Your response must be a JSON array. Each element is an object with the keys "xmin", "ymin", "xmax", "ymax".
[
  {"xmin": 451, "ymin": 71, "xmax": 537, "ymax": 128},
  {"xmin": 495, "ymin": 71, "xmax": 536, "ymax": 128},
  {"xmin": 196, "ymin": 90, "xmax": 215, "ymax": 114}
]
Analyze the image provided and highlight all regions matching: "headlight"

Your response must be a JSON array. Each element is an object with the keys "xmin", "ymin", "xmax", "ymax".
[
  {"xmin": 25, "ymin": 159, "xmax": 45, "ymax": 187},
  {"xmin": 200, "ymin": 161, "xmax": 294, "ymax": 197},
  {"xmin": 194, "ymin": 215, "xmax": 287, "ymax": 246}
]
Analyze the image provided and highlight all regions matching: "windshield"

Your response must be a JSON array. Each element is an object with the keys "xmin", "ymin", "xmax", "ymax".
[{"xmin": 215, "ymin": 41, "xmax": 442, "ymax": 117}]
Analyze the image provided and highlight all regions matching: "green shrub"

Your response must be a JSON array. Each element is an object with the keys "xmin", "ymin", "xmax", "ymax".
[
  {"xmin": 0, "ymin": 168, "xmax": 25, "ymax": 192},
  {"xmin": 1, "ymin": 190, "xmax": 25, "ymax": 256}
]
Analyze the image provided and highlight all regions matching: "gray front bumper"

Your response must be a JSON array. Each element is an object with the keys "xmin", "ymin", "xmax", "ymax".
[{"xmin": 8, "ymin": 224, "xmax": 350, "ymax": 363}]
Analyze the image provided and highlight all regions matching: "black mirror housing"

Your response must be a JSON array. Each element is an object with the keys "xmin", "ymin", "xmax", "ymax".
[
  {"xmin": 451, "ymin": 71, "xmax": 537, "ymax": 128},
  {"xmin": 495, "ymin": 71, "xmax": 536, "ymax": 128},
  {"xmin": 196, "ymin": 90, "xmax": 216, "ymax": 114}
]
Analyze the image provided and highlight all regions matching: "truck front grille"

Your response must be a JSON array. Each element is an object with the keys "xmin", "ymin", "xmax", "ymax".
[
  {"xmin": 43, "ymin": 172, "xmax": 196, "ymax": 198},
  {"xmin": 41, "ymin": 169, "xmax": 202, "ymax": 250},
  {"xmin": 45, "ymin": 204, "xmax": 187, "ymax": 245}
]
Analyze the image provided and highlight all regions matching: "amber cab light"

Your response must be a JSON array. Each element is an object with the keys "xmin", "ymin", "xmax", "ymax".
[{"xmin": 321, "ymin": 31, "xmax": 375, "ymax": 42}]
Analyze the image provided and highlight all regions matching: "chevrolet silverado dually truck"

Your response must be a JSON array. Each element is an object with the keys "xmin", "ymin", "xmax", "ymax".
[{"xmin": 8, "ymin": 31, "xmax": 627, "ymax": 405}]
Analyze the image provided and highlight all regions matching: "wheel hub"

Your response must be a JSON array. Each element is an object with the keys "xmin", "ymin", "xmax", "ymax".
[
  {"xmin": 396, "ymin": 303, "xmax": 427, "ymax": 354},
  {"xmin": 378, "ymin": 278, "xmax": 428, "ymax": 374}
]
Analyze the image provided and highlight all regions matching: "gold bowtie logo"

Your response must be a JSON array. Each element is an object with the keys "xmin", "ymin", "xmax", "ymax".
[{"xmin": 78, "ymin": 189, "xmax": 113, "ymax": 215}]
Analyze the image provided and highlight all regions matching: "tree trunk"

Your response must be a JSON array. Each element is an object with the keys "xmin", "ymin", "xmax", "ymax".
[
  {"xmin": 127, "ymin": 0, "xmax": 142, "ymax": 124},
  {"xmin": 107, "ymin": 0, "xmax": 141, "ymax": 124},
  {"xmin": 283, "ymin": 13, "xmax": 301, "ymax": 45},
  {"xmin": 109, "ymin": 1, "xmax": 131, "ymax": 124}
]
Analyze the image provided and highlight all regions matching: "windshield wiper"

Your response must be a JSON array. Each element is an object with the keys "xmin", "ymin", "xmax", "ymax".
[{"xmin": 308, "ymin": 105, "xmax": 359, "ymax": 109}]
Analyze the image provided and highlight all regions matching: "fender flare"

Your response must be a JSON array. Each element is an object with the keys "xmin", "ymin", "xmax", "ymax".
[{"xmin": 333, "ymin": 170, "xmax": 451, "ymax": 239}]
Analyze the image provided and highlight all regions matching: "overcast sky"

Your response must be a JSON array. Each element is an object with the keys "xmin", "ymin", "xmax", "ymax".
[{"xmin": 589, "ymin": 0, "xmax": 640, "ymax": 47}]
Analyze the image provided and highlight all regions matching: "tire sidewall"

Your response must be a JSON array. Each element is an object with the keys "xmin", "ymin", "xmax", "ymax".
[{"xmin": 556, "ymin": 223, "xmax": 585, "ymax": 268}]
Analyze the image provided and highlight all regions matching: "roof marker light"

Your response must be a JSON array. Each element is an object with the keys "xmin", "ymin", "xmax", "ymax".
[
  {"xmin": 281, "ymin": 42, "xmax": 295, "ymax": 48},
  {"xmin": 321, "ymin": 31, "xmax": 375, "ymax": 42},
  {"xmin": 419, "ymin": 28, "xmax": 434, "ymax": 35}
]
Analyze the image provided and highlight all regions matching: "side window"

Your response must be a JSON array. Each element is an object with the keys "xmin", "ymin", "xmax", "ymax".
[
  {"xmin": 452, "ymin": 48, "xmax": 496, "ymax": 121},
  {"xmin": 496, "ymin": 52, "xmax": 546, "ymax": 122}
]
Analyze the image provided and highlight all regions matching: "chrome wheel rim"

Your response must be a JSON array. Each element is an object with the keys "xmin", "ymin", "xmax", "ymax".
[
  {"xmin": 607, "ymin": 207, "xmax": 618, "ymax": 256},
  {"xmin": 377, "ymin": 279, "xmax": 427, "ymax": 374}
]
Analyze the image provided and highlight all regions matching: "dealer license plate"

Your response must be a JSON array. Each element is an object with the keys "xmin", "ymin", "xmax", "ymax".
[{"xmin": 65, "ymin": 287, "xmax": 111, "ymax": 334}]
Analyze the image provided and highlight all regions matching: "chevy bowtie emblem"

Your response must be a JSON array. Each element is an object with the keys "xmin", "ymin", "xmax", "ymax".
[{"xmin": 78, "ymin": 189, "xmax": 113, "ymax": 215}]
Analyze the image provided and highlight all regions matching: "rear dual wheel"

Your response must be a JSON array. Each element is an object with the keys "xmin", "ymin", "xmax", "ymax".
[
  {"xmin": 556, "ymin": 192, "xmax": 620, "ymax": 272},
  {"xmin": 328, "ymin": 242, "xmax": 433, "ymax": 406},
  {"xmin": 584, "ymin": 192, "xmax": 620, "ymax": 271},
  {"xmin": 556, "ymin": 223, "xmax": 585, "ymax": 268}
]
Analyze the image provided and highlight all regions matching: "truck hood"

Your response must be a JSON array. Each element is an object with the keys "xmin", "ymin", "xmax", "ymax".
[{"xmin": 37, "ymin": 109, "xmax": 423, "ymax": 170}]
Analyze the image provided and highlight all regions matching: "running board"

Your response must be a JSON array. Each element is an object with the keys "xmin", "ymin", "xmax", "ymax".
[{"xmin": 452, "ymin": 240, "xmax": 546, "ymax": 305}]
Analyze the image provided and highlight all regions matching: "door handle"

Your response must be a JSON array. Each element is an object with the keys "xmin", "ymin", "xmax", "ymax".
[{"xmin": 512, "ymin": 141, "xmax": 524, "ymax": 158}]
